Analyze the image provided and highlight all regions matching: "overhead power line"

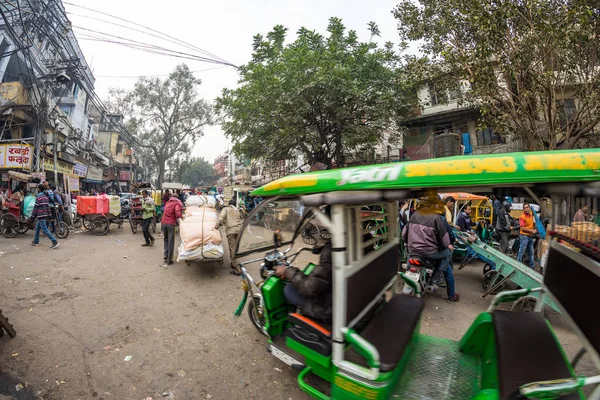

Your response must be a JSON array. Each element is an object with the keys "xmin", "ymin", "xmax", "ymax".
[
  {"xmin": 94, "ymin": 66, "xmax": 229, "ymax": 78},
  {"xmin": 72, "ymin": 26, "xmax": 232, "ymax": 65},
  {"xmin": 62, "ymin": 1, "xmax": 236, "ymax": 67}
]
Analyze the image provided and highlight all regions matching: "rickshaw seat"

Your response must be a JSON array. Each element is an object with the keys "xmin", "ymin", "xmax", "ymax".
[
  {"xmin": 492, "ymin": 310, "xmax": 577, "ymax": 399},
  {"xmin": 285, "ymin": 313, "xmax": 332, "ymax": 356},
  {"xmin": 346, "ymin": 294, "xmax": 424, "ymax": 372}
]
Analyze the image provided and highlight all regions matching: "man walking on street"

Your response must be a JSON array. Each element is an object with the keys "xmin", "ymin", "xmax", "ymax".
[
  {"xmin": 141, "ymin": 190, "xmax": 155, "ymax": 247},
  {"xmin": 162, "ymin": 193, "xmax": 182, "ymax": 265},
  {"xmin": 214, "ymin": 199, "xmax": 243, "ymax": 275},
  {"xmin": 31, "ymin": 184, "xmax": 59, "ymax": 249},
  {"xmin": 495, "ymin": 200, "xmax": 513, "ymax": 255},
  {"xmin": 517, "ymin": 203, "xmax": 537, "ymax": 269}
]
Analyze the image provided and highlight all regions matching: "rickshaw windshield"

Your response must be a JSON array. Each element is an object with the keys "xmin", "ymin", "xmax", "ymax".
[{"xmin": 235, "ymin": 197, "xmax": 305, "ymax": 257}]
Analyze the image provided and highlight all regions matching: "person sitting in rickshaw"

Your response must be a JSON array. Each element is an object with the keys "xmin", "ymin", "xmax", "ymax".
[
  {"xmin": 274, "ymin": 242, "xmax": 333, "ymax": 323},
  {"xmin": 456, "ymin": 205, "xmax": 476, "ymax": 233}
]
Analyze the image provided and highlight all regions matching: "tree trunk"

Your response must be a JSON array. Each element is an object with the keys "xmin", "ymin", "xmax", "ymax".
[{"xmin": 157, "ymin": 159, "xmax": 166, "ymax": 187}]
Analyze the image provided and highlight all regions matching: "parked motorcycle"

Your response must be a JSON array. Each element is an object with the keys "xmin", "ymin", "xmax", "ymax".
[{"xmin": 402, "ymin": 255, "xmax": 445, "ymax": 296}]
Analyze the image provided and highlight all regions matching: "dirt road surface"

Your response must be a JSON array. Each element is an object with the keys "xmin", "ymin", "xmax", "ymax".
[{"xmin": 0, "ymin": 226, "xmax": 595, "ymax": 400}]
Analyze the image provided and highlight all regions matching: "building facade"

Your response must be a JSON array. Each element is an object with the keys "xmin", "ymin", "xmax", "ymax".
[{"xmin": 0, "ymin": 0, "xmax": 138, "ymax": 193}]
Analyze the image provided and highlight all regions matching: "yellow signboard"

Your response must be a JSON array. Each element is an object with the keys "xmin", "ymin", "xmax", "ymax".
[{"xmin": 43, "ymin": 158, "xmax": 74, "ymax": 175}]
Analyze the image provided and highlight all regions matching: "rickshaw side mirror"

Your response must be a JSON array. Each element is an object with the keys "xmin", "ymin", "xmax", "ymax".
[{"xmin": 274, "ymin": 229, "xmax": 282, "ymax": 248}]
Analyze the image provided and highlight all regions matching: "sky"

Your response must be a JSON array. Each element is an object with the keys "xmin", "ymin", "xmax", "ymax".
[{"xmin": 65, "ymin": 0, "xmax": 407, "ymax": 164}]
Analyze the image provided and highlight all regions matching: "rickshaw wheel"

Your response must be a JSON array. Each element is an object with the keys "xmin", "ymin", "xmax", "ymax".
[
  {"xmin": 482, "ymin": 270, "xmax": 505, "ymax": 294},
  {"xmin": 483, "ymin": 263, "xmax": 493, "ymax": 275},
  {"xmin": 92, "ymin": 216, "xmax": 110, "ymax": 236},
  {"xmin": 511, "ymin": 296, "xmax": 538, "ymax": 313},
  {"xmin": 151, "ymin": 216, "xmax": 157, "ymax": 233},
  {"xmin": 1, "ymin": 214, "xmax": 19, "ymax": 238},
  {"xmin": 17, "ymin": 221, "xmax": 29, "ymax": 234},
  {"xmin": 247, "ymin": 300, "xmax": 267, "ymax": 336},
  {"xmin": 55, "ymin": 221, "xmax": 69, "ymax": 239},
  {"xmin": 129, "ymin": 215, "xmax": 138, "ymax": 234}
]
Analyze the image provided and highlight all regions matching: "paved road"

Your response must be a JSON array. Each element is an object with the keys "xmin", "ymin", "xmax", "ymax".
[{"xmin": 0, "ymin": 225, "xmax": 594, "ymax": 399}]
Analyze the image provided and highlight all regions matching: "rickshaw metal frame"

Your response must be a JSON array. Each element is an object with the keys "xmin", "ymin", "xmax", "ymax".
[{"xmin": 235, "ymin": 149, "xmax": 600, "ymax": 400}]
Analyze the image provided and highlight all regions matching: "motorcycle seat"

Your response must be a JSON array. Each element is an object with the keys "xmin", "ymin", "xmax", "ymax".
[
  {"xmin": 493, "ymin": 310, "xmax": 577, "ymax": 399},
  {"xmin": 345, "ymin": 294, "xmax": 424, "ymax": 372}
]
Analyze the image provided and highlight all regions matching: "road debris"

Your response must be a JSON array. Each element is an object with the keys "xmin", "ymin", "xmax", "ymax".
[{"xmin": 124, "ymin": 355, "xmax": 133, "ymax": 361}]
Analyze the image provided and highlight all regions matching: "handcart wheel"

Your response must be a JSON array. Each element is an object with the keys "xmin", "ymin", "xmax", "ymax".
[
  {"xmin": 0, "ymin": 214, "xmax": 19, "ymax": 238},
  {"xmin": 483, "ymin": 263, "xmax": 494, "ymax": 275},
  {"xmin": 482, "ymin": 270, "xmax": 505, "ymax": 295},
  {"xmin": 92, "ymin": 215, "xmax": 110, "ymax": 236},
  {"xmin": 301, "ymin": 220, "xmax": 320, "ymax": 245},
  {"xmin": 320, "ymin": 227, "xmax": 332, "ymax": 240},
  {"xmin": 82, "ymin": 217, "xmax": 92, "ymax": 230},
  {"xmin": 129, "ymin": 215, "xmax": 138, "ymax": 234},
  {"xmin": 511, "ymin": 296, "xmax": 538, "ymax": 313}
]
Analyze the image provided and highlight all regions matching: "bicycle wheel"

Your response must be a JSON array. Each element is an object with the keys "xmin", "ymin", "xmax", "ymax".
[
  {"xmin": 55, "ymin": 221, "xmax": 69, "ymax": 239},
  {"xmin": 263, "ymin": 214, "xmax": 276, "ymax": 231},
  {"xmin": 129, "ymin": 214, "xmax": 138, "ymax": 234}
]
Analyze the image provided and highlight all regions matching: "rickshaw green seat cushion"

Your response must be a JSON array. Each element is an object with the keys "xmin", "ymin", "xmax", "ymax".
[
  {"xmin": 346, "ymin": 294, "xmax": 424, "ymax": 372},
  {"xmin": 493, "ymin": 310, "xmax": 577, "ymax": 399}
]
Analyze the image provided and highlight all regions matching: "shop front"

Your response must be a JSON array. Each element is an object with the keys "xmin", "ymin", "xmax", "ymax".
[{"xmin": 84, "ymin": 165, "xmax": 104, "ymax": 192}]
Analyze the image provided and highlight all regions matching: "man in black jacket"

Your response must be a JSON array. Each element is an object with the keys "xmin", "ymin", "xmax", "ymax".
[
  {"xmin": 275, "ymin": 243, "xmax": 332, "ymax": 323},
  {"xmin": 495, "ymin": 200, "xmax": 513, "ymax": 254}
]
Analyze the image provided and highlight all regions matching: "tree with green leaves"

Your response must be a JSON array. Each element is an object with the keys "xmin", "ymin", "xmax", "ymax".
[
  {"xmin": 216, "ymin": 18, "xmax": 416, "ymax": 168},
  {"xmin": 111, "ymin": 64, "xmax": 213, "ymax": 184},
  {"xmin": 168, "ymin": 157, "xmax": 216, "ymax": 187},
  {"xmin": 393, "ymin": 0, "xmax": 600, "ymax": 150}
]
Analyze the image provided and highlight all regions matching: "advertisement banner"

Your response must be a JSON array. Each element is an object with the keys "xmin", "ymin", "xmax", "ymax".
[
  {"xmin": 73, "ymin": 163, "xmax": 88, "ymax": 178},
  {"xmin": 68, "ymin": 175, "xmax": 80, "ymax": 192},
  {"xmin": 0, "ymin": 144, "xmax": 34, "ymax": 170},
  {"xmin": 86, "ymin": 166, "xmax": 103, "ymax": 183},
  {"xmin": 43, "ymin": 158, "xmax": 74, "ymax": 175},
  {"xmin": 119, "ymin": 171, "xmax": 131, "ymax": 181}
]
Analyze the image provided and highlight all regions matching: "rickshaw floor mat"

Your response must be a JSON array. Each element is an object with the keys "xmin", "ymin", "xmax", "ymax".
[
  {"xmin": 493, "ymin": 310, "xmax": 578, "ymax": 400},
  {"xmin": 392, "ymin": 335, "xmax": 481, "ymax": 400},
  {"xmin": 345, "ymin": 294, "xmax": 424, "ymax": 372}
]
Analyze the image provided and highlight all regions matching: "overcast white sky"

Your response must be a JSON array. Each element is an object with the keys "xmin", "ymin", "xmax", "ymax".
[{"xmin": 65, "ymin": 0, "xmax": 405, "ymax": 164}]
